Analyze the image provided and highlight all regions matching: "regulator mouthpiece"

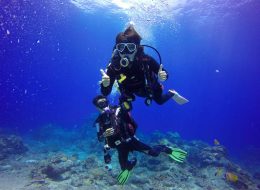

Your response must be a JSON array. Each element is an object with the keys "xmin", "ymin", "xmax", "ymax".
[{"xmin": 120, "ymin": 57, "xmax": 129, "ymax": 67}]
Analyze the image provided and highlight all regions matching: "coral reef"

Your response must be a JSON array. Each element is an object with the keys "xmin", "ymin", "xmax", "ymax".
[
  {"xmin": 0, "ymin": 127, "xmax": 259, "ymax": 190},
  {"xmin": 0, "ymin": 134, "xmax": 28, "ymax": 160},
  {"xmin": 41, "ymin": 155, "xmax": 75, "ymax": 180},
  {"xmin": 29, "ymin": 152, "xmax": 118, "ymax": 189}
]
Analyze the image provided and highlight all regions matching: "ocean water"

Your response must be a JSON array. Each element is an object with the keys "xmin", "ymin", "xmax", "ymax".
[{"xmin": 1, "ymin": 0, "xmax": 260, "ymax": 169}]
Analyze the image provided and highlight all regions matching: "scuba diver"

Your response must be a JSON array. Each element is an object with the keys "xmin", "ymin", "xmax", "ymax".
[
  {"xmin": 100, "ymin": 24, "xmax": 189, "ymax": 110},
  {"xmin": 93, "ymin": 95, "xmax": 188, "ymax": 185}
]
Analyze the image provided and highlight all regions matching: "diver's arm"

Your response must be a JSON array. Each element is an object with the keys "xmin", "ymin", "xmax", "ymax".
[
  {"xmin": 96, "ymin": 122, "xmax": 104, "ymax": 142},
  {"xmin": 100, "ymin": 66, "xmax": 116, "ymax": 96}
]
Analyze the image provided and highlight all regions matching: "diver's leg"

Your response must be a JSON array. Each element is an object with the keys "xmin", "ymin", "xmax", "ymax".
[
  {"xmin": 116, "ymin": 145, "xmax": 135, "ymax": 185},
  {"xmin": 117, "ymin": 146, "xmax": 129, "ymax": 170},
  {"xmin": 132, "ymin": 137, "xmax": 182, "ymax": 157},
  {"xmin": 130, "ymin": 138, "xmax": 187, "ymax": 162},
  {"xmin": 152, "ymin": 85, "xmax": 174, "ymax": 105},
  {"xmin": 153, "ymin": 85, "xmax": 189, "ymax": 105},
  {"xmin": 117, "ymin": 144, "xmax": 137, "ymax": 170},
  {"xmin": 130, "ymin": 137, "xmax": 165, "ymax": 157},
  {"xmin": 119, "ymin": 91, "xmax": 135, "ymax": 111},
  {"xmin": 152, "ymin": 145, "xmax": 172, "ymax": 154},
  {"xmin": 148, "ymin": 144, "xmax": 188, "ymax": 163}
]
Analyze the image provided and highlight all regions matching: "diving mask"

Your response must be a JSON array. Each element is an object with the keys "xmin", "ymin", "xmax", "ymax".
[
  {"xmin": 117, "ymin": 43, "xmax": 137, "ymax": 67},
  {"xmin": 116, "ymin": 43, "xmax": 137, "ymax": 53},
  {"xmin": 96, "ymin": 98, "xmax": 109, "ymax": 109}
]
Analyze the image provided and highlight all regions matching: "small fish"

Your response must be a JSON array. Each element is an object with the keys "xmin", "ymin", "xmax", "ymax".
[
  {"xmin": 214, "ymin": 139, "xmax": 220, "ymax": 146},
  {"xmin": 225, "ymin": 172, "xmax": 238, "ymax": 182},
  {"xmin": 215, "ymin": 168, "xmax": 223, "ymax": 176}
]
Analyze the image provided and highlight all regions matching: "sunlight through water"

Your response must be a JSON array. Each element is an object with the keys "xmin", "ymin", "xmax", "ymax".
[{"xmin": 70, "ymin": 0, "xmax": 253, "ymax": 41}]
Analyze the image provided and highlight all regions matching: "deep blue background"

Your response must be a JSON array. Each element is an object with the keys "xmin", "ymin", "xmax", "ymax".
[{"xmin": 1, "ymin": 1, "xmax": 260, "ymax": 157}]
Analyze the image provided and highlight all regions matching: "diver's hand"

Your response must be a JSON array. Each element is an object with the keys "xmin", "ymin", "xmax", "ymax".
[
  {"xmin": 158, "ymin": 64, "xmax": 167, "ymax": 82},
  {"xmin": 103, "ymin": 128, "xmax": 115, "ymax": 137},
  {"xmin": 100, "ymin": 69, "xmax": 110, "ymax": 87}
]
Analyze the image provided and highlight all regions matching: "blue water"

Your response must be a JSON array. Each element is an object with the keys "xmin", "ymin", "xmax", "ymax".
[{"xmin": 1, "ymin": 0, "xmax": 260, "ymax": 160}]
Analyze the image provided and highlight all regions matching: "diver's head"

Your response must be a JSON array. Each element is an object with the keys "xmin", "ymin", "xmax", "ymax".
[
  {"xmin": 93, "ymin": 95, "xmax": 109, "ymax": 111},
  {"xmin": 115, "ymin": 25, "xmax": 142, "ymax": 67}
]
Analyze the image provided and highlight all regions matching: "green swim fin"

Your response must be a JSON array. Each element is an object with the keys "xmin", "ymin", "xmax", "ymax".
[
  {"xmin": 169, "ymin": 148, "xmax": 187, "ymax": 163},
  {"xmin": 117, "ymin": 169, "xmax": 131, "ymax": 185}
]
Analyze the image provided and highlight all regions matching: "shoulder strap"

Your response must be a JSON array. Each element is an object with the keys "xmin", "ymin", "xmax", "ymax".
[{"xmin": 140, "ymin": 57, "xmax": 153, "ymax": 98}]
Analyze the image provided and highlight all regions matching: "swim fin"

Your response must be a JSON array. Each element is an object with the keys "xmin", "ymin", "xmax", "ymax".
[
  {"xmin": 169, "ymin": 90, "xmax": 189, "ymax": 105},
  {"xmin": 117, "ymin": 169, "xmax": 131, "ymax": 185},
  {"xmin": 169, "ymin": 148, "xmax": 187, "ymax": 163}
]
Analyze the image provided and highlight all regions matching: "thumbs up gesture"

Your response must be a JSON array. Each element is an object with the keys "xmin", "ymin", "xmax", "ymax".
[
  {"xmin": 100, "ymin": 69, "xmax": 110, "ymax": 87},
  {"xmin": 158, "ymin": 64, "xmax": 167, "ymax": 82}
]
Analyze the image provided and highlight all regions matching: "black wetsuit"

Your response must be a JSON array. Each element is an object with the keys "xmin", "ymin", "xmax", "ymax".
[
  {"xmin": 94, "ymin": 106, "xmax": 136, "ymax": 148},
  {"xmin": 101, "ymin": 50, "xmax": 174, "ymax": 108},
  {"xmin": 116, "ymin": 138, "xmax": 172, "ymax": 170},
  {"xmin": 94, "ymin": 105, "xmax": 172, "ymax": 170}
]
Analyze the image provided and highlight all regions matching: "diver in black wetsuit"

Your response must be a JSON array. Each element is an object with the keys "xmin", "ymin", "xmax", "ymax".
[
  {"xmin": 93, "ymin": 95, "xmax": 187, "ymax": 185},
  {"xmin": 100, "ymin": 24, "xmax": 189, "ymax": 110}
]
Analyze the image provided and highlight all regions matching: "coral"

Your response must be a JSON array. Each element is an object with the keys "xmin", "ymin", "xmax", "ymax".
[
  {"xmin": 31, "ymin": 153, "xmax": 76, "ymax": 181},
  {"xmin": 128, "ymin": 175, "xmax": 149, "ymax": 185},
  {"xmin": 1, "ymin": 126, "xmax": 258, "ymax": 190},
  {"xmin": 71, "ymin": 176, "xmax": 84, "ymax": 187},
  {"xmin": 0, "ymin": 134, "xmax": 28, "ymax": 160},
  {"xmin": 187, "ymin": 143, "xmax": 228, "ymax": 168},
  {"xmin": 200, "ymin": 145, "xmax": 227, "ymax": 167},
  {"xmin": 83, "ymin": 156, "xmax": 99, "ymax": 169},
  {"xmin": 144, "ymin": 157, "xmax": 169, "ymax": 172}
]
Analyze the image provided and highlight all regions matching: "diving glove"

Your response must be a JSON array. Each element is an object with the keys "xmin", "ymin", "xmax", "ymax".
[
  {"xmin": 169, "ymin": 90, "xmax": 189, "ymax": 105},
  {"xmin": 117, "ymin": 169, "xmax": 131, "ymax": 185},
  {"xmin": 169, "ymin": 148, "xmax": 187, "ymax": 163},
  {"xmin": 103, "ymin": 128, "xmax": 115, "ymax": 137},
  {"xmin": 158, "ymin": 64, "xmax": 167, "ymax": 82},
  {"xmin": 100, "ymin": 69, "xmax": 110, "ymax": 87}
]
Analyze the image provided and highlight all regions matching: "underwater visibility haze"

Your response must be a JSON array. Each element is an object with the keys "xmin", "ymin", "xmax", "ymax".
[{"xmin": 0, "ymin": 0, "xmax": 260, "ymax": 189}]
